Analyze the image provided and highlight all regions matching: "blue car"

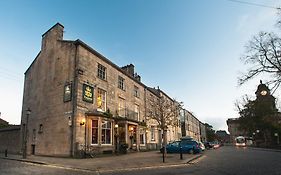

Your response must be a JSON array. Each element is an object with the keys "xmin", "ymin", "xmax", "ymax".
[{"xmin": 161, "ymin": 140, "xmax": 201, "ymax": 154}]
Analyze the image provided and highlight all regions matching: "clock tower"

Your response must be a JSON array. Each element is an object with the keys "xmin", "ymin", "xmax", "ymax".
[{"xmin": 255, "ymin": 80, "xmax": 276, "ymax": 111}]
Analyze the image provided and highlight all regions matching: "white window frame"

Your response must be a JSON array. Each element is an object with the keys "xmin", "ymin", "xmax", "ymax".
[{"xmin": 101, "ymin": 120, "xmax": 112, "ymax": 145}]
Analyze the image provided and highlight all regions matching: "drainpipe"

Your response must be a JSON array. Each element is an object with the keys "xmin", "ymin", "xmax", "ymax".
[{"xmin": 71, "ymin": 42, "xmax": 79, "ymax": 157}]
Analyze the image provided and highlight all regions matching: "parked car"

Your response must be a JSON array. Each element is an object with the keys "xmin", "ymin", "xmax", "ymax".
[
  {"xmin": 198, "ymin": 141, "xmax": 206, "ymax": 151},
  {"xmin": 160, "ymin": 140, "xmax": 201, "ymax": 154},
  {"xmin": 203, "ymin": 142, "xmax": 213, "ymax": 149},
  {"xmin": 210, "ymin": 141, "xmax": 220, "ymax": 149}
]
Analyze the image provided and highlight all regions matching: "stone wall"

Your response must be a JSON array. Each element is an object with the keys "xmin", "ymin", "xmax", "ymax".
[{"xmin": 0, "ymin": 126, "xmax": 20, "ymax": 154}]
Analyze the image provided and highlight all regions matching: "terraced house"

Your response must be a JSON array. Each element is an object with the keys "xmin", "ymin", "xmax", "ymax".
[{"xmin": 21, "ymin": 23, "xmax": 204, "ymax": 157}]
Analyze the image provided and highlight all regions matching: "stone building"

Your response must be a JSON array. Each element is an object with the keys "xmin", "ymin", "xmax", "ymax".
[
  {"xmin": 0, "ymin": 125, "xmax": 21, "ymax": 154},
  {"xmin": 227, "ymin": 118, "xmax": 245, "ymax": 143},
  {"xmin": 145, "ymin": 87, "xmax": 182, "ymax": 149},
  {"xmin": 21, "ymin": 23, "xmax": 184, "ymax": 157},
  {"xmin": 199, "ymin": 122, "xmax": 207, "ymax": 142},
  {"xmin": 181, "ymin": 110, "xmax": 201, "ymax": 141},
  {"xmin": 21, "ymin": 23, "xmax": 147, "ymax": 157},
  {"xmin": 0, "ymin": 118, "xmax": 9, "ymax": 128}
]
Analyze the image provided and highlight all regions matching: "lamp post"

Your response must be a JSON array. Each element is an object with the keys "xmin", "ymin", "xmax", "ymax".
[
  {"xmin": 23, "ymin": 108, "xmax": 31, "ymax": 159},
  {"xmin": 114, "ymin": 124, "xmax": 119, "ymax": 153},
  {"xmin": 274, "ymin": 133, "xmax": 279, "ymax": 145}
]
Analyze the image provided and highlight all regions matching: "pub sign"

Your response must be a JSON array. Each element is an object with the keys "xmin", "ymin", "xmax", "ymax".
[{"xmin": 83, "ymin": 84, "xmax": 94, "ymax": 103}]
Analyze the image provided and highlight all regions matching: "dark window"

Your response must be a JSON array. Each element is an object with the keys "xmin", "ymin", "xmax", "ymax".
[
  {"xmin": 133, "ymin": 86, "xmax": 139, "ymax": 98},
  {"xmin": 97, "ymin": 63, "xmax": 106, "ymax": 80},
  {"xmin": 92, "ymin": 120, "xmax": 98, "ymax": 144},
  {"xmin": 38, "ymin": 124, "xmax": 43, "ymax": 133}
]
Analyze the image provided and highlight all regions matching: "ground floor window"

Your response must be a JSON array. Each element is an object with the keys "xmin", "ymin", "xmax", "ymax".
[
  {"xmin": 92, "ymin": 120, "xmax": 98, "ymax": 144},
  {"xmin": 140, "ymin": 133, "xmax": 145, "ymax": 145},
  {"xmin": 151, "ymin": 126, "xmax": 155, "ymax": 141},
  {"xmin": 101, "ymin": 120, "xmax": 112, "ymax": 144}
]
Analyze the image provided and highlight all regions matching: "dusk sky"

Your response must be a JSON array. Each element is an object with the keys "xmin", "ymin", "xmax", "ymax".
[{"xmin": 0, "ymin": 0, "xmax": 280, "ymax": 131}]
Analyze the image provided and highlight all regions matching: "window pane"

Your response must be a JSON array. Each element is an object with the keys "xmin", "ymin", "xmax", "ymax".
[
  {"xmin": 92, "ymin": 120, "xmax": 98, "ymax": 144},
  {"xmin": 101, "ymin": 120, "xmax": 111, "ymax": 144}
]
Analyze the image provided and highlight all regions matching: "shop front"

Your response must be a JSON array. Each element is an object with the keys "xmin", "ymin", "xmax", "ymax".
[{"xmin": 83, "ymin": 112, "xmax": 146, "ymax": 156}]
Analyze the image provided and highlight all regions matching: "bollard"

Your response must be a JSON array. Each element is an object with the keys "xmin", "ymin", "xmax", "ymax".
[
  {"xmin": 180, "ymin": 146, "xmax": 183, "ymax": 160},
  {"xmin": 162, "ymin": 147, "xmax": 165, "ymax": 163},
  {"xmin": 5, "ymin": 149, "xmax": 7, "ymax": 157}
]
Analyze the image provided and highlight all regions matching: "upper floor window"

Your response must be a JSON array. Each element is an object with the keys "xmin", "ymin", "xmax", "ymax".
[
  {"xmin": 135, "ymin": 104, "xmax": 140, "ymax": 121},
  {"xmin": 118, "ymin": 97, "xmax": 125, "ymax": 117},
  {"xmin": 118, "ymin": 76, "xmax": 125, "ymax": 90},
  {"xmin": 97, "ymin": 88, "xmax": 106, "ymax": 112},
  {"xmin": 133, "ymin": 86, "xmax": 140, "ymax": 98},
  {"xmin": 97, "ymin": 63, "xmax": 106, "ymax": 80}
]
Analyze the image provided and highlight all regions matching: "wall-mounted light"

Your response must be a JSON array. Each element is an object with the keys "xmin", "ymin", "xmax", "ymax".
[
  {"xmin": 80, "ymin": 118, "xmax": 85, "ymax": 126},
  {"xmin": 114, "ymin": 124, "xmax": 119, "ymax": 128},
  {"xmin": 130, "ymin": 126, "xmax": 134, "ymax": 132}
]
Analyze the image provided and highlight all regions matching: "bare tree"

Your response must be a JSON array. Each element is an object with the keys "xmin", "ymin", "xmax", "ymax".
[
  {"xmin": 147, "ymin": 90, "xmax": 182, "ymax": 159},
  {"xmin": 238, "ymin": 31, "xmax": 281, "ymax": 93}
]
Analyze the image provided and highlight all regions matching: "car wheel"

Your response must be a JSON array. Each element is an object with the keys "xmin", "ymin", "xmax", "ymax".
[{"xmin": 188, "ymin": 149, "xmax": 194, "ymax": 154}]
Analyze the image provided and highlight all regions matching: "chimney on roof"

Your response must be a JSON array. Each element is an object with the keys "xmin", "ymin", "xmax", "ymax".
[
  {"xmin": 121, "ymin": 64, "xmax": 141, "ymax": 82},
  {"xmin": 121, "ymin": 64, "xmax": 135, "ymax": 76},
  {"xmin": 41, "ymin": 23, "xmax": 64, "ymax": 51}
]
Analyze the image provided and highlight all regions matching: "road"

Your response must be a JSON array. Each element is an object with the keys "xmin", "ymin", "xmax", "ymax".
[{"xmin": 0, "ymin": 146, "xmax": 280, "ymax": 175}]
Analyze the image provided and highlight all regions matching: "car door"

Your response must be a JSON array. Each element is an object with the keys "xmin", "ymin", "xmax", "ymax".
[{"xmin": 180, "ymin": 141, "xmax": 192, "ymax": 153}]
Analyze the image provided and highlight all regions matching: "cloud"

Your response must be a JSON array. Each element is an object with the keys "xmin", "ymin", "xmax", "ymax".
[{"xmin": 236, "ymin": 5, "xmax": 277, "ymax": 35}]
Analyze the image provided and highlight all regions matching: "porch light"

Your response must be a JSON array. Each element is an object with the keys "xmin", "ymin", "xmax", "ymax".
[
  {"xmin": 130, "ymin": 126, "xmax": 134, "ymax": 131},
  {"xmin": 114, "ymin": 124, "xmax": 119, "ymax": 128},
  {"xmin": 80, "ymin": 118, "xmax": 85, "ymax": 126}
]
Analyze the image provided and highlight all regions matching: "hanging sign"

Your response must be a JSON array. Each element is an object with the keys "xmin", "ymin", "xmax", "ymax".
[
  {"xmin": 63, "ymin": 83, "xmax": 72, "ymax": 102},
  {"xmin": 83, "ymin": 84, "xmax": 94, "ymax": 103}
]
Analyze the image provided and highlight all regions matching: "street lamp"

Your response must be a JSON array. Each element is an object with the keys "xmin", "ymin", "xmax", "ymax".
[
  {"xmin": 23, "ymin": 108, "xmax": 31, "ymax": 159},
  {"xmin": 114, "ymin": 124, "xmax": 119, "ymax": 153},
  {"xmin": 274, "ymin": 133, "xmax": 279, "ymax": 145}
]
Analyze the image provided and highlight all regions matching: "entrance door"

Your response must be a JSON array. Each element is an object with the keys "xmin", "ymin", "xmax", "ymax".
[{"xmin": 31, "ymin": 144, "xmax": 35, "ymax": 155}]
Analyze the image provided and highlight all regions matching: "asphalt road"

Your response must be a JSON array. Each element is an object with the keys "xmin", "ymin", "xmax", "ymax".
[{"xmin": 0, "ymin": 146, "xmax": 281, "ymax": 175}]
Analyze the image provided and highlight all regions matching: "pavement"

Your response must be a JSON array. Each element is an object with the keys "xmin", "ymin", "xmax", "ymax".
[{"xmin": 0, "ymin": 151, "xmax": 202, "ymax": 173}]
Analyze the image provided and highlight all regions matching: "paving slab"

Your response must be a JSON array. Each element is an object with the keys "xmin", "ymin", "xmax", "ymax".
[{"xmin": 0, "ymin": 151, "xmax": 202, "ymax": 172}]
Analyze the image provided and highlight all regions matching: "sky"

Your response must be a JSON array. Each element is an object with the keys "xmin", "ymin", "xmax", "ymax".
[{"xmin": 0, "ymin": 0, "xmax": 280, "ymax": 131}]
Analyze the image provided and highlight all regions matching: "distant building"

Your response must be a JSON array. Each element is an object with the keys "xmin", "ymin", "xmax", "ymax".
[
  {"xmin": 227, "ymin": 118, "xmax": 245, "ymax": 143},
  {"xmin": 181, "ymin": 110, "xmax": 201, "ymax": 141},
  {"xmin": 199, "ymin": 122, "xmax": 207, "ymax": 142},
  {"xmin": 0, "ymin": 118, "xmax": 9, "ymax": 128},
  {"xmin": 215, "ymin": 130, "xmax": 230, "ymax": 143}
]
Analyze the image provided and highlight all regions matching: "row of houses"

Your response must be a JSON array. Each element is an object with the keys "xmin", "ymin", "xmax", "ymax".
[{"xmin": 17, "ymin": 23, "xmax": 207, "ymax": 157}]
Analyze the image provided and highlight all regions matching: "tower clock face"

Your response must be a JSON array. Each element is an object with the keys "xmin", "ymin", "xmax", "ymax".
[{"xmin": 260, "ymin": 90, "xmax": 267, "ymax": 96}]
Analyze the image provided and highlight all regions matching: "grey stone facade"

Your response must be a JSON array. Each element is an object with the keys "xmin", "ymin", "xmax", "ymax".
[{"xmin": 21, "ymin": 23, "xmax": 203, "ymax": 157}]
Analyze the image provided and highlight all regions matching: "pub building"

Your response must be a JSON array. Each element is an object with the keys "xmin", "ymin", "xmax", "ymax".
[{"xmin": 21, "ymin": 23, "xmax": 181, "ymax": 157}]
